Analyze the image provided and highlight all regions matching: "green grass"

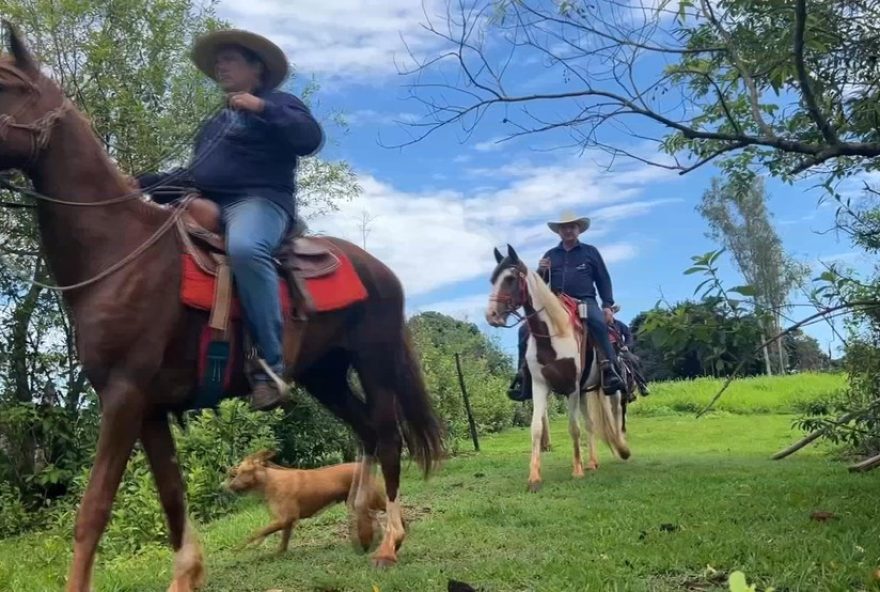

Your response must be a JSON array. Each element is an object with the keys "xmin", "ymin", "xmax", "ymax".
[
  {"xmin": 633, "ymin": 371, "xmax": 846, "ymax": 416},
  {"xmin": 2, "ymin": 408, "xmax": 879, "ymax": 591}
]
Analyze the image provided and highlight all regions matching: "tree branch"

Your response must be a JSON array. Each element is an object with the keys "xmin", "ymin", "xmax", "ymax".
[{"xmin": 793, "ymin": 0, "xmax": 839, "ymax": 146}]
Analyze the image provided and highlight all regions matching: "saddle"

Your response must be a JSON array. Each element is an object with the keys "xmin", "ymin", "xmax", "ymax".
[{"xmin": 175, "ymin": 195, "xmax": 340, "ymax": 328}]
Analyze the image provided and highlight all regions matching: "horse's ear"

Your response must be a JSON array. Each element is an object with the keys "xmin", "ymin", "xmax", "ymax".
[
  {"xmin": 3, "ymin": 20, "xmax": 37, "ymax": 74},
  {"xmin": 493, "ymin": 247, "xmax": 504, "ymax": 264},
  {"xmin": 507, "ymin": 244, "xmax": 520, "ymax": 263}
]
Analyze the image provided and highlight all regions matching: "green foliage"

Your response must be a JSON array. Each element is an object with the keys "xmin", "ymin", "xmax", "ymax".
[
  {"xmin": 632, "ymin": 372, "xmax": 845, "ymax": 417},
  {"xmin": 408, "ymin": 312, "xmax": 516, "ymax": 450},
  {"xmin": 272, "ymin": 389, "xmax": 357, "ymax": 468}
]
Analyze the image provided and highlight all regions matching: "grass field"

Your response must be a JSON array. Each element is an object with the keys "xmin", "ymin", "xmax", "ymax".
[
  {"xmin": 1, "ymin": 372, "xmax": 877, "ymax": 592},
  {"xmin": 632, "ymin": 372, "xmax": 846, "ymax": 416}
]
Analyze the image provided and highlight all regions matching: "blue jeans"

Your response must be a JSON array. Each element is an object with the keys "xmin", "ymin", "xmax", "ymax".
[
  {"xmin": 223, "ymin": 198, "xmax": 291, "ymax": 374},
  {"xmin": 517, "ymin": 298, "xmax": 616, "ymax": 365}
]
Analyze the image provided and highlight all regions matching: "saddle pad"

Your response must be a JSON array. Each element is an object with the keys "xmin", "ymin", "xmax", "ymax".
[{"xmin": 180, "ymin": 248, "xmax": 368, "ymax": 317}]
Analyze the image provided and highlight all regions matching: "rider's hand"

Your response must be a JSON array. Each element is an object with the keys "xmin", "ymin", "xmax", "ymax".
[
  {"xmin": 538, "ymin": 258, "xmax": 551, "ymax": 270},
  {"xmin": 604, "ymin": 307, "xmax": 614, "ymax": 324},
  {"xmin": 227, "ymin": 92, "xmax": 265, "ymax": 113}
]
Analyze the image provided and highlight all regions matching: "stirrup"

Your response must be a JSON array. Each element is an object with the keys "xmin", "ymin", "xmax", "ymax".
[{"xmin": 256, "ymin": 358, "xmax": 292, "ymax": 395}]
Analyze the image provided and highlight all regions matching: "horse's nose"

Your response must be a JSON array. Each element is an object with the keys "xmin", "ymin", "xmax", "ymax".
[{"xmin": 485, "ymin": 309, "xmax": 499, "ymax": 326}]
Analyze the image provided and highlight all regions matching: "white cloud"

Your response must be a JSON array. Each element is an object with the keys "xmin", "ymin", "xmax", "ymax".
[
  {"xmin": 304, "ymin": 155, "xmax": 676, "ymax": 298},
  {"xmin": 217, "ymin": 0, "xmax": 443, "ymax": 82},
  {"xmin": 473, "ymin": 136, "xmax": 510, "ymax": 152},
  {"xmin": 346, "ymin": 110, "xmax": 421, "ymax": 126}
]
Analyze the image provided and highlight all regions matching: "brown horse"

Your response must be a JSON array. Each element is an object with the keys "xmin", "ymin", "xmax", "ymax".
[{"xmin": 0, "ymin": 23, "xmax": 444, "ymax": 592}]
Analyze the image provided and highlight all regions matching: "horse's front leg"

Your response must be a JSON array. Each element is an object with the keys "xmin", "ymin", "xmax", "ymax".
[
  {"xmin": 66, "ymin": 379, "xmax": 144, "ymax": 592},
  {"xmin": 528, "ymin": 381, "xmax": 549, "ymax": 493},
  {"xmin": 141, "ymin": 414, "xmax": 205, "ymax": 592},
  {"xmin": 567, "ymin": 392, "xmax": 584, "ymax": 478}
]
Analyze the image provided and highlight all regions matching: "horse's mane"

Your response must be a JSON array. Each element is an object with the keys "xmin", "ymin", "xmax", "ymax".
[{"xmin": 523, "ymin": 268, "xmax": 572, "ymax": 337}]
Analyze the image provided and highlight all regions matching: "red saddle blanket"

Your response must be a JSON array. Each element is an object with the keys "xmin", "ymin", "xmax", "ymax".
[{"xmin": 180, "ymin": 249, "xmax": 369, "ymax": 318}]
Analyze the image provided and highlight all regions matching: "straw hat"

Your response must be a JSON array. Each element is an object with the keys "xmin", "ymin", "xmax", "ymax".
[
  {"xmin": 547, "ymin": 210, "xmax": 591, "ymax": 234},
  {"xmin": 192, "ymin": 29, "xmax": 289, "ymax": 90}
]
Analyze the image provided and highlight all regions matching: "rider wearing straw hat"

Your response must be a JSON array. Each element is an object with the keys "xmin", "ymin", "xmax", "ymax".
[
  {"xmin": 508, "ymin": 211, "xmax": 625, "ymax": 400},
  {"xmin": 134, "ymin": 29, "xmax": 325, "ymax": 411}
]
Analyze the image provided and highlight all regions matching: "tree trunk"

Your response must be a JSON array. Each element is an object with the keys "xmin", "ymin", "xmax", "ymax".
[
  {"xmin": 761, "ymin": 334, "xmax": 773, "ymax": 376},
  {"xmin": 8, "ymin": 258, "xmax": 45, "ymax": 482}
]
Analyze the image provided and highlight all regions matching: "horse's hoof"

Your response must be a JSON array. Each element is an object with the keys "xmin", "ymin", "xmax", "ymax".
[
  {"xmin": 572, "ymin": 470, "xmax": 585, "ymax": 479},
  {"xmin": 372, "ymin": 556, "xmax": 397, "ymax": 569},
  {"xmin": 586, "ymin": 462, "xmax": 598, "ymax": 471},
  {"xmin": 527, "ymin": 481, "xmax": 542, "ymax": 493}
]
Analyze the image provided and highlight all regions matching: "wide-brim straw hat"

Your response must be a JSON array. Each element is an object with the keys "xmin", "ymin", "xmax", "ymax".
[
  {"xmin": 547, "ymin": 210, "xmax": 591, "ymax": 234},
  {"xmin": 192, "ymin": 29, "xmax": 289, "ymax": 90}
]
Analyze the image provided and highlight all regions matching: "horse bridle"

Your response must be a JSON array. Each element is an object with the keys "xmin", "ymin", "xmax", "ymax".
[
  {"xmin": 0, "ymin": 63, "xmax": 71, "ymax": 171},
  {"xmin": 489, "ymin": 266, "xmax": 547, "ymax": 329}
]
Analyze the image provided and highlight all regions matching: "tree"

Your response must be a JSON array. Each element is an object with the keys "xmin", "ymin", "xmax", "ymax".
[
  {"xmin": 784, "ymin": 329, "xmax": 830, "ymax": 372},
  {"xmin": 397, "ymin": 0, "xmax": 880, "ymax": 182},
  {"xmin": 638, "ymin": 298, "xmax": 765, "ymax": 379},
  {"xmin": 697, "ymin": 174, "xmax": 806, "ymax": 375}
]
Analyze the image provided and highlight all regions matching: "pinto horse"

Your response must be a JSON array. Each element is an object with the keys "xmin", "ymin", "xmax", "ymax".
[
  {"xmin": 0, "ymin": 23, "xmax": 444, "ymax": 592},
  {"xmin": 486, "ymin": 245, "xmax": 630, "ymax": 492}
]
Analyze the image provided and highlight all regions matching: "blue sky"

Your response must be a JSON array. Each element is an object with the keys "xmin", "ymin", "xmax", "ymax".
[{"xmin": 218, "ymin": 0, "xmax": 873, "ymax": 360}]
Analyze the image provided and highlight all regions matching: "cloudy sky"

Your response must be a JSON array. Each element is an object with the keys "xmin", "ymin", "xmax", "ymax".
[{"xmin": 217, "ymin": 0, "xmax": 871, "ymax": 358}]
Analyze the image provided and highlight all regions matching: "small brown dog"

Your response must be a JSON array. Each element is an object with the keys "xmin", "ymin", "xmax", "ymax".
[{"xmin": 225, "ymin": 450, "xmax": 387, "ymax": 554}]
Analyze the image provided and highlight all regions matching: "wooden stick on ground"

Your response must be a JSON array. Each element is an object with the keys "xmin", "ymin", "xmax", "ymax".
[
  {"xmin": 849, "ymin": 453, "xmax": 880, "ymax": 473},
  {"xmin": 771, "ymin": 400, "xmax": 880, "ymax": 461}
]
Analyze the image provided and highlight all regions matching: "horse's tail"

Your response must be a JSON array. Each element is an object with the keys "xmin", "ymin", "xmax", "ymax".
[
  {"xmin": 395, "ymin": 327, "xmax": 446, "ymax": 477},
  {"xmin": 586, "ymin": 389, "xmax": 631, "ymax": 460}
]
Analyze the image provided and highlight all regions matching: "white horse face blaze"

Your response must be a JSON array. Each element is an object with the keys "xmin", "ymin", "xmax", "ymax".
[{"xmin": 486, "ymin": 267, "xmax": 518, "ymax": 326}]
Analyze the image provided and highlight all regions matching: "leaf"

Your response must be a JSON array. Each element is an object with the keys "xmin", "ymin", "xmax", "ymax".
[
  {"xmin": 729, "ymin": 285, "xmax": 757, "ymax": 297},
  {"xmin": 684, "ymin": 266, "xmax": 706, "ymax": 275},
  {"xmin": 728, "ymin": 571, "xmax": 754, "ymax": 592}
]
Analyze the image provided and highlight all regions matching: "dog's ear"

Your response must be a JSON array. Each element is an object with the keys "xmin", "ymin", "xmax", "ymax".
[{"xmin": 253, "ymin": 449, "xmax": 276, "ymax": 464}]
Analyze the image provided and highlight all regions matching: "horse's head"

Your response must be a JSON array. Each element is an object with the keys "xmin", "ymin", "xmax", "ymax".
[
  {"xmin": 0, "ymin": 21, "xmax": 68, "ymax": 171},
  {"xmin": 486, "ymin": 244, "xmax": 529, "ymax": 327}
]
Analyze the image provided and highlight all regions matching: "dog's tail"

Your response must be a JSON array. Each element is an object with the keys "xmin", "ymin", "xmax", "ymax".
[{"xmin": 394, "ymin": 327, "xmax": 446, "ymax": 477}]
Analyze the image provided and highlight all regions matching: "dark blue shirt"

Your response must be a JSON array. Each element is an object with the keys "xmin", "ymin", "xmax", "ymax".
[
  {"xmin": 540, "ymin": 241, "xmax": 614, "ymax": 307},
  {"xmin": 138, "ymin": 88, "xmax": 324, "ymax": 221}
]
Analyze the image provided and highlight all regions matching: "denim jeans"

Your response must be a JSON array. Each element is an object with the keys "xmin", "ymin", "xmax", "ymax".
[
  {"xmin": 517, "ymin": 297, "xmax": 616, "ymax": 366},
  {"xmin": 223, "ymin": 197, "xmax": 291, "ymax": 374}
]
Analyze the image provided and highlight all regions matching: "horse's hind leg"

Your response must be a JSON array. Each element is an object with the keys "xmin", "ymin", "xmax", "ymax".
[
  {"xmin": 141, "ymin": 414, "xmax": 204, "ymax": 592},
  {"xmin": 299, "ymin": 355, "xmax": 379, "ymax": 553},
  {"xmin": 541, "ymin": 409, "xmax": 552, "ymax": 452},
  {"xmin": 351, "ymin": 363, "xmax": 405, "ymax": 567},
  {"xmin": 568, "ymin": 392, "xmax": 584, "ymax": 478},
  {"xmin": 580, "ymin": 390, "xmax": 599, "ymax": 471}
]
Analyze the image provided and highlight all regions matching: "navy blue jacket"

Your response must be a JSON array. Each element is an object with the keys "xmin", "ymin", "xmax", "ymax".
[
  {"xmin": 137, "ymin": 88, "xmax": 324, "ymax": 221},
  {"xmin": 539, "ymin": 241, "xmax": 615, "ymax": 307}
]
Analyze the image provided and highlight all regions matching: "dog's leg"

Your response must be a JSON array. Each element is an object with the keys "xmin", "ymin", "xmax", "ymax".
[
  {"xmin": 277, "ymin": 520, "xmax": 297, "ymax": 554},
  {"xmin": 240, "ymin": 521, "xmax": 288, "ymax": 549}
]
